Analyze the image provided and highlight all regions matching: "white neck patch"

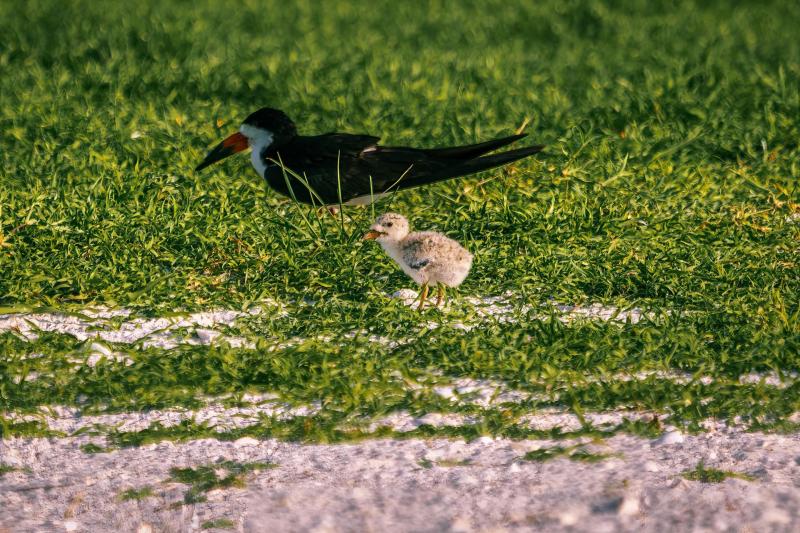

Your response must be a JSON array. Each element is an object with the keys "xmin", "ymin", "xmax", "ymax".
[{"xmin": 240, "ymin": 124, "xmax": 274, "ymax": 177}]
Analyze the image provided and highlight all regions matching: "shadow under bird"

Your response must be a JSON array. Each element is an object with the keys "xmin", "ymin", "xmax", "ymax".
[{"xmin": 195, "ymin": 107, "xmax": 544, "ymax": 206}]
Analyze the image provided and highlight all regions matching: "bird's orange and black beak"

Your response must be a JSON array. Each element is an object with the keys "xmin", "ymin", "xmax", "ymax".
[
  {"xmin": 362, "ymin": 230, "xmax": 382, "ymax": 240},
  {"xmin": 195, "ymin": 132, "xmax": 249, "ymax": 171}
]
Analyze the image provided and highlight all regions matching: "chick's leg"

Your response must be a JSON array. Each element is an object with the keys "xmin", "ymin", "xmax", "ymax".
[
  {"xmin": 417, "ymin": 284, "xmax": 429, "ymax": 311},
  {"xmin": 435, "ymin": 284, "xmax": 446, "ymax": 307}
]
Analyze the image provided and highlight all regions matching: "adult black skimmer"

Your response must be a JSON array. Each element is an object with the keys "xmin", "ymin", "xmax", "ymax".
[
  {"xmin": 363, "ymin": 213, "xmax": 473, "ymax": 310},
  {"xmin": 196, "ymin": 107, "xmax": 544, "ymax": 206}
]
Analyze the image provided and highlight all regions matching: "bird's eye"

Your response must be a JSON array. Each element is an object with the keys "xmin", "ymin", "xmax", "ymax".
[{"xmin": 385, "ymin": 222, "xmax": 393, "ymax": 227}]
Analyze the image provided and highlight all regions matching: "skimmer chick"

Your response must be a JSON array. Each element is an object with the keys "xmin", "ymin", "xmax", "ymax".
[{"xmin": 364, "ymin": 213, "xmax": 473, "ymax": 310}]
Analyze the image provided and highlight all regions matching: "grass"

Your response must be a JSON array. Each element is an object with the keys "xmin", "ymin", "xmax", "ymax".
[
  {"xmin": 0, "ymin": 0, "xmax": 798, "ymax": 443},
  {"xmin": 79, "ymin": 442, "xmax": 109, "ymax": 454},
  {"xmin": 682, "ymin": 461, "xmax": 755, "ymax": 483},
  {"xmin": 434, "ymin": 458, "xmax": 473, "ymax": 467},
  {"xmin": 118, "ymin": 486, "xmax": 155, "ymax": 501},
  {"xmin": 0, "ymin": 464, "xmax": 20, "ymax": 476},
  {"xmin": 0, "ymin": 416, "xmax": 61, "ymax": 439},
  {"xmin": 522, "ymin": 444, "xmax": 615, "ymax": 463},
  {"xmin": 168, "ymin": 461, "xmax": 277, "ymax": 504},
  {"xmin": 201, "ymin": 519, "xmax": 236, "ymax": 530}
]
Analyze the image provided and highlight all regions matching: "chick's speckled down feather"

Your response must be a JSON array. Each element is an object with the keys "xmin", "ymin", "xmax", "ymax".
[
  {"xmin": 401, "ymin": 232, "xmax": 473, "ymax": 286},
  {"xmin": 369, "ymin": 213, "xmax": 473, "ymax": 287}
]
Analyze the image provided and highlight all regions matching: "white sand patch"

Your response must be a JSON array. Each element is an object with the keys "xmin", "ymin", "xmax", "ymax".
[
  {"xmin": 8, "ymin": 366, "xmax": 793, "ymax": 434},
  {"xmin": 3, "ymin": 430, "xmax": 800, "ymax": 532},
  {"xmin": 6, "ymin": 392, "xmax": 792, "ymax": 441},
  {"xmin": 6, "ymin": 396, "xmax": 318, "ymax": 435},
  {"xmin": 365, "ymin": 411, "xmax": 477, "ymax": 433},
  {"xmin": 739, "ymin": 371, "xmax": 799, "ymax": 387},
  {"xmin": 429, "ymin": 377, "xmax": 539, "ymax": 405},
  {"xmin": 392, "ymin": 289, "xmax": 651, "ymax": 325},
  {"xmin": 0, "ymin": 293, "xmax": 653, "ymax": 358},
  {"xmin": 0, "ymin": 305, "xmax": 281, "ymax": 349},
  {"xmin": 424, "ymin": 370, "xmax": 796, "ymax": 408},
  {"xmin": 367, "ymin": 407, "xmax": 673, "ymax": 435},
  {"xmin": 82, "ymin": 342, "xmax": 135, "ymax": 367},
  {"xmin": 1, "ymin": 291, "xmax": 650, "ymax": 349}
]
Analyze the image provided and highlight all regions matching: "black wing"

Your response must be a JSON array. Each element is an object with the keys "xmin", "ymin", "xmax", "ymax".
[
  {"xmin": 358, "ymin": 141, "xmax": 543, "ymax": 192},
  {"xmin": 264, "ymin": 132, "xmax": 542, "ymax": 205},
  {"xmin": 265, "ymin": 133, "xmax": 381, "ymax": 204}
]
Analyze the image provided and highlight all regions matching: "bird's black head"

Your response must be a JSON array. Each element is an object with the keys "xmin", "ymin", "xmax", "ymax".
[
  {"xmin": 242, "ymin": 107, "xmax": 297, "ymax": 140},
  {"xmin": 195, "ymin": 107, "xmax": 298, "ymax": 172}
]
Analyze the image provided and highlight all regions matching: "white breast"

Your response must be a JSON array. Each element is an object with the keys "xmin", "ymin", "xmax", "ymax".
[{"xmin": 379, "ymin": 240, "xmax": 428, "ymax": 285}]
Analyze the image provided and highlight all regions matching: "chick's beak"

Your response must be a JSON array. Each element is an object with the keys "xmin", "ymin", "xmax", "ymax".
[
  {"xmin": 195, "ymin": 131, "xmax": 249, "ymax": 171},
  {"xmin": 362, "ymin": 230, "xmax": 382, "ymax": 240}
]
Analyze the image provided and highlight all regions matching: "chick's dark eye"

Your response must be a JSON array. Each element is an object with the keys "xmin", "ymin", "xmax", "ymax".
[{"xmin": 385, "ymin": 222, "xmax": 393, "ymax": 227}]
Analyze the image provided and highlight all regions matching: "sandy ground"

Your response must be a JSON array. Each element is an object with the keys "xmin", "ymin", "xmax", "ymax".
[
  {"xmin": 2, "ymin": 428, "xmax": 800, "ymax": 533},
  {"xmin": 3, "ymin": 303, "xmax": 799, "ymax": 532}
]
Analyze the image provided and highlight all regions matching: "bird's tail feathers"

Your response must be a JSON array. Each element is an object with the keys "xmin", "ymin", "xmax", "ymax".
[
  {"xmin": 398, "ymin": 144, "xmax": 545, "ymax": 190},
  {"xmin": 462, "ymin": 144, "xmax": 545, "ymax": 171},
  {"xmin": 423, "ymin": 134, "xmax": 527, "ymax": 159}
]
